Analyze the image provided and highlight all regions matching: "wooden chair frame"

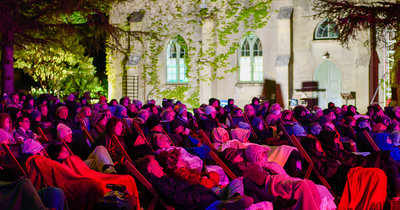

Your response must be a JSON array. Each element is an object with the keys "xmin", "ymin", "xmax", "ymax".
[
  {"xmin": 123, "ymin": 118, "xmax": 134, "ymax": 135},
  {"xmin": 345, "ymin": 125, "xmax": 358, "ymax": 142},
  {"xmin": 110, "ymin": 134, "xmax": 173, "ymax": 210},
  {"xmin": 79, "ymin": 119, "xmax": 94, "ymax": 143},
  {"xmin": 243, "ymin": 115, "xmax": 258, "ymax": 139},
  {"xmin": 227, "ymin": 115, "xmax": 239, "ymax": 129},
  {"xmin": 198, "ymin": 129, "xmax": 238, "ymax": 180},
  {"xmin": 289, "ymin": 135, "xmax": 339, "ymax": 202},
  {"xmin": 362, "ymin": 130, "xmax": 380, "ymax": 152},
  {"xmin": 1, "ymin": 143, "xmax": 27, "ymax": 178},
  {"xmin": 37, "ymin": 127, "xmax": 50, "ymax": 142},
  {"xmin": 278, "ymin": 122, "xmax": 294, "ymax": 145}
]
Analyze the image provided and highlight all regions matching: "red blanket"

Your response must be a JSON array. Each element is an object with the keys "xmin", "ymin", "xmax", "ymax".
[
  {"xmin": 24, "ymin": 155, "xmax": 138, "ymax": 210},
  {"xmin": 338, "ymin": 167, "xmax": 387, "ymax": 210}
]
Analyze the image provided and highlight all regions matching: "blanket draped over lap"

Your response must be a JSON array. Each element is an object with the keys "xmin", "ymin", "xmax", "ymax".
[
  {"xmin": 24, "ymin": 155, "xmax": 138, "ymax": 210},
  {"xmin": 338, "ymin": 167, "xmax": 387, "ymax": 210}
]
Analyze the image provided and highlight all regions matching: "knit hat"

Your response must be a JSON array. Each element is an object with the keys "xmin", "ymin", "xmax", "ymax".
[
  {"xmin": 57, "ymin": 124, "xmax": 73, "ymax": 139},
  {"xmin": 134, "ymin": 100, "xmax": 142, "ymax": 107},
  {"xmin": 178, "ymin": 106, "xmax": 187, "ymax": 116},
  {"xmin": 319, "ymin": 115, "xmax": 332, "ymax": 125},
  {"xmin": 245, "ymin": 144, "xmax": 270, "ymax": 163},
  {"xmin": 21, "ymin": 139, "xmax": 44, "ymax": 155},
  {"xmin": 205, "ymin": 106, "xmax": 216, "ymax": 116},
  {"xmin": 146, "ymin": 116, "xmax": 161, "ymax": 131},
  {"xmin": 315, "ymin": 108, "xmax": 322, "ymax": 115},
  {"xmin": 99, "ymin": 96, "xmax": 107, "ymax": 102},
  {"xmin": 30, "ymin": 110, "xmax": 41, "ymax": 120},
  {"xmin": 67, "ymin": 94, "xmax": 75, "ymax": 101},
  {"xmin": 251, "ymin": 117, "xmax": 263, "ymax": 128},
  {"xmin": 356, "ymin": 117, "xmax": 368, "ymax": 128},
  {"xmin": 115, "ymin": 105, "xmax": 127, "ymax": 118},
  {"xmin": 292, "ymin": 123, "xmax": 307, "ymax": 137}
]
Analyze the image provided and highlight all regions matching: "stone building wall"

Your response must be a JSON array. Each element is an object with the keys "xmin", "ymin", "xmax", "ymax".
[{"xmin": 109, "ymin": 0, "xmax": 384, "ymax": 113}]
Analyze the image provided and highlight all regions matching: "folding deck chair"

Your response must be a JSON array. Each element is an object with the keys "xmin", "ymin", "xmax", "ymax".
[
  {"xmin": 1, "ymin": 143, "xmax": 27, "ymax": 178},
  {"xmin": 289, "ymin": 135, "xmax": 339, "ymax": 203},
  {"xmin": 79, "ymin": 119, "xmax": 94, "ymax": 143},
  {"xmin": 110, "ymin": 134, "xmax": 173, "ymax": 210},
  {"xmin": 362, "ymin": 130, "xmax": 380, "ymax": 152},
  {"xmin": 278, "ymin": 122, "xmax": 294, "ymax": 145},
  {"xmin": 37, "ymin": 127, "xmax": 57, "ymax": 142}
]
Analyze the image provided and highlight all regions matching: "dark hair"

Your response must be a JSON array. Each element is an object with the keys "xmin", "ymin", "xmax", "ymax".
[
  {"xmin": 156, "ymin": 148, "xmax": 180, "ymax": 172},
  {"xmin": 135, "ymin": 155, "xmax": 155, "ymax": 176},
  {"xmin": 16, "ymin": 116, "xmax": 29, "ymax": 129},
  {"xmin": 10, "ymin": 93, "xmax": 19, "ymax": 99},
  {"xmin": 344, "ymin": 116, "xmax": 355, "ymax": 125},
  {"xmin": 0, "ymin": 113, "xmax": 12, "ymax": 134},
  {"xmin": 47, "ymin": 143, "xmax": 64, "ymax": 161},
  {"xmin": 105, "ymin": 117, "xmax": 123, "ymax": 136},
  {"xmin": 38, "ymin": 104, "xmax": 47, "ymax": 112},
  {"xmin": 209, "ymin": 98, "xmax": 219, "ymax": 106}
]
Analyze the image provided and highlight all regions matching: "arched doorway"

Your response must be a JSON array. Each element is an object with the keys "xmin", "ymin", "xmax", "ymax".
[{"xmin": 313, "ymin": 60, "xmax": 342, "ymax": 108}]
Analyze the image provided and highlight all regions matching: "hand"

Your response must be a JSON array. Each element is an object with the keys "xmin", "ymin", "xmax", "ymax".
[{"xmin": 182, "ymin": 128, "xmax": 190, "ymax": 135}]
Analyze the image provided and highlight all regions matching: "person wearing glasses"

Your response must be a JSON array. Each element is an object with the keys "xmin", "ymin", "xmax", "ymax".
[{"xmin": 13, "ymin": 116, "xmax": 39, "ymax": 143}]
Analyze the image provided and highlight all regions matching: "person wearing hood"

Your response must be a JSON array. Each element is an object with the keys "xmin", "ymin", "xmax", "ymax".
[
  {"xmin": 343, "ymin": 105, "xmax": 358, "ymax": 119},
  {"xmin": 220, "ymin": 148, "xmax": 321, "ymax": 210},
  {"xmin": 280, "ymin": 110, "xmax": 295, "ymax": 125},
  {"xmin": 333, "ymin": 107, "xmax": 344, "ymax": 121},
  {"xmin": 114, "ymin": 105, "xmax": 127, "ymax": 119},
  {"xmin": 291, "ymin": 122, "xmax": 307, "ymax": 137},
  {"xmin": 265, "ymin": 103, "xmax": 281, "ymax": 127},
  {"xmin": 257, "ymin": 101, "xmax": 270, "ymax": 119},
  {"xmin": 90, "ymin": 111, "xmax": 110, "ymax": 139},
  {"xmin": 250, "ymin": 97, "xmax": 260, "ymax": 112},
  {"xmin": 375, "ymin": 131, "xmax": 400, "ymax": 162},
  {"xmin": 173, "ymin": 104, "xmax": 196, "ymax": 133},
  {"xmin": 250, "ymin": 117, "xmax": 273, "ymax": 143},
  {"xmin": 91, "ymin": 103, "xmax": 100, "ymax": 114},
  {"xmin": 133, "ymin": 100, "xmax": 142, "ymax": 110},
  {"xmin": 310, "ymin": 122, "xmax": 323, "ymax": 136},
  {"xmin": 320, "ymin": 115, "xmax": 357, "ymax": 152},
  {"xmin": 293, "ymin": 105, "xmax": 312, "ymax": 125},
  {"xmin": 355, "ymin": 117, "xmax": 374, "ymax": 152},
  {"xmin": 227, "ymin": 98, "xmax": 235, "ymax": 110}
]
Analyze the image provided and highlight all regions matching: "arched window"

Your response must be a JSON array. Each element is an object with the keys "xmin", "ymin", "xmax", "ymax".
[
  {"xmin": 239, "ymin": 33, "xmax": 263, "ymax": 83},
  {"xmin": 314, "ymin": 19, "xmax": 339, "ymax": 40},
  {"xmin": 166, "ymin": 35, "xmax": 188, "ymax": 83}
]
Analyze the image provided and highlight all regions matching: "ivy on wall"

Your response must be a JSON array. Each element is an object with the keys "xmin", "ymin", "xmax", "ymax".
[{"xmin": 107, "ymin": 0, "xmax": 273, "ymax": 107}]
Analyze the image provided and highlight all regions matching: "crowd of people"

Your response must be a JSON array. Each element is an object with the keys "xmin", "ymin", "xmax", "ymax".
[{"xmin": 0, "ymin": 92, "xmax": 399, "ymax": 210}]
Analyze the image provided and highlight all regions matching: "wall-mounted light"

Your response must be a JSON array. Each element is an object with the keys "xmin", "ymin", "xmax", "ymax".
[{"xmin": 322, "ymin": 51, "xmax": 330, "ymax": 59}]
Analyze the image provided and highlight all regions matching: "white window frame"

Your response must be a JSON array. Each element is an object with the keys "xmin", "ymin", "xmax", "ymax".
[{"xmin": 238, "ymin": 33, "xmax": 263, "ymax": 83}]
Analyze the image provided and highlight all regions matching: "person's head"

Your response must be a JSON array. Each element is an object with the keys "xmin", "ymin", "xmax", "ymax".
[
  {"xmin": 10, "ymin": 93, "xmax": 19, "ymax": 105},
  {"xmin": 344, "ymin": 116, "xmax": 356, "ymax": 126},
  {"xmin": 228, "ymin": 98, "xmax": 234, "ymax": 106},
  {"xmin": 322, "ymin": 109, "xmax": 336, "ymax": 120},
  {"xmin": 100, "ymin": 103, "xmax": 108, "ymax": 111},
  {"xmin": 281, "ymin": 110, "xmax": 293, "ymax": 121},
  {"xmin": 334, "ymin": 107, "xmax": 342, "ymax": 116},
  {"xmin": 149, "ymin": 104, "xmax": 158, "ymax": 115},
  {"xmin": 67, "ymin": 94, "xmax": 75, "ymax": 102},
  {"xmin": 231, "ymin": 107, "xmax": 243, "ymax": 117},
  {"xmin": 110, "ymin": 99, "xmax": 118, "ymax": 106},
  {"xmin": 157, "ymin": 148, "xmax": 186, "ymax": 172},
  {"xmin": 138, "ymin": 109, "xmax": 150, "ymax": 122},
  {"xmin": 147, "ymin": 99, "xmax": 156, "ymax": 105},
  {"xmin": 52, "ymin": 98, "xmax": 60, "ymax": 106},
  {"xmin": 128, "ymin": 104, "xmax": 136, "ymax": 113},
  {"xmin": 245, "ymin": 145, "xmax": 270, "ymax": 165},
  {"xmin": 161, "ymin": 109, "xmax": 175, "ymax": 122},
  {"xmin": 21, "ymin": 139, "xmax": 45, "ymax": 156},
  {"xmin": 31, "ymin": 110, "xmax": 42, "ymax": 122},
  {"xmin": 212, "ymin": 127, "xmax": 230, "ymax": 143},
  {"xmin": 348, "ymin": 105, "xmax": 357, "ymax": 114},
  {"xmin": 146, "ymin": 116, "xmax": 162, "ymax": 132},
  {"xmin": 115, "ymin": 105, "xmax": 127, "ymax": 118},
  {"xmin": 319, "ymin": 115, "xmax": 332, "ymax": 126},
  {"xmin": 38, "ymin": 104, "xmax": 48, "ymax": 116},
  {"xmin": 357, "ymin": 118, "xmax": 371, "ymax": 131},
  {"xmin": 96, "ymin": 113, "xmax": 109, "ymax": 127},
  {"xmin": 244, "ymin": 104, "xmax": 256, "ymax": 117},
  {"xmin": 16, "ymin": 116, "xmax": 30, "ymax": 130},
  {"xmin": 162, "ymin": 101, "xmax": 173, "ymax": 110},
  {"xmin": 177, "ymin": 105, "xmax": 187, "ymax": 118},
  {"xmin": 251, "ymin": 97, "xmax": 260, "ymax": 106},
  {"xmin": 47, "ymin": 144, "xmax": 70, "ymax": 162},
  {"xmin": 292, "ymin": 123, "xmax": 307, "ymax": 137},
  {"xmin": 99, "ymin": 96, "xmax": 107, "ymax": 104},
  {"xmin": 134, "ymin": 100, "xmax": 143, "ymax": 110},
  {"xmin": 77, "ymin": 106, "xmax": 91, "ymax": 121},
  {"xmin": 105, "ymin": 117, "xmax": 124, "ymax": 136},
  {"xmin": 251, "ymin": 117, "xmax": 264, "ymax": 131},
  {"xmin": 391, "ymin": 130, "xmax": 400, "ymax": 146},
  {"xmin": 342, "ymin": 105, "xmax": 348, "ymax": 111},
  {"xmin": 381, "ymin": 116, "xmax": 392, "ymax": 127},
  {"xmin": 120, "ymin": 97, "xmax": 130, "ymax": 107},
  {"xmin": 56, "ymin": 106, "xmax": 69, "ymax": 119},
  {"xmin": 216, "ymin": 106, "xmax": 224, "ymax": 115},
  {"xmin": 310, "ymin": 122, "xmax": 323, "ymax": 135},
  {"xmin": 270, "ymin": 103, "xmax": 281, "ymax": 115},
  {"xmin": 57, "ymin": 124, "xmax": 73, "ymax": 142},
  {"xmin": 23, "ymin": 103, "xmax": 34, "ymax": 113},
  {"xmin": 204, "ymin": 105, "xmax": 217, "ymax": 119},
  {"xmin": 314, "ymin": 108, "xmax": 323, "ymax": 118},
  {"xmin": 389, "ymin": 120, "xmax": 400, "ymax": 131},
  {"xmin": 209, "ymin": 98, "xmax": 220, "ymax": 107},
  {"xmin": 136, "ymin": 155, "xmax": 164, "ymax": 178},
  {"xmin": 328, "ymin": 102, "xmax": 335, "ymax": 109},
  {"xmin": 0, "ymin": 113, "xmax": 12, "ymax": 133}
]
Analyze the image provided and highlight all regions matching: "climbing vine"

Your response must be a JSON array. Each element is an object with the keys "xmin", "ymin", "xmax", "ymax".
[{"xmin": 108, "ymin": 0, "xmax": 273, "ymax": 107}]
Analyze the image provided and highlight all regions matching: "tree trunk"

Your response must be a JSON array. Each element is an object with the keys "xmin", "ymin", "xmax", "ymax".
[{"xmin": 1, "ymin": 22, "xmax": 15, "ymax": 96}]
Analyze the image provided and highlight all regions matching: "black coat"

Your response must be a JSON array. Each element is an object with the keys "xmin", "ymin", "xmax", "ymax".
[{"xmin": 147, "ymin": 174, "xmax": 218, "ymax": 210}]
